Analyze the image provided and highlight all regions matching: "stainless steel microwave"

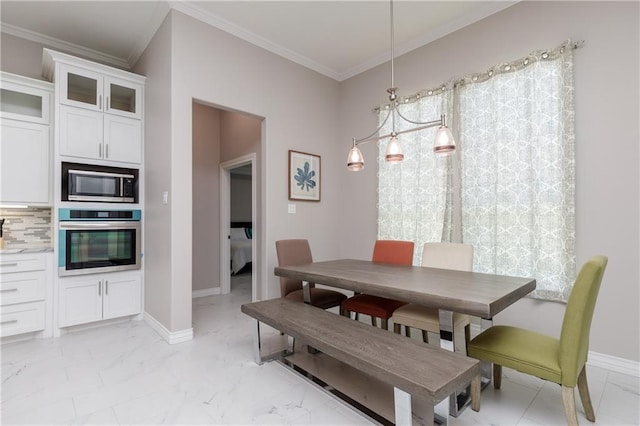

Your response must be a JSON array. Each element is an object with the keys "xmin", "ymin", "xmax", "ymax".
[{"xmin": 62, "ymin": 162, "xmax": 138, "ymax": 203}]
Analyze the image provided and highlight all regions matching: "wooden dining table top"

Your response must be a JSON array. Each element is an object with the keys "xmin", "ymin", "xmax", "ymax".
[{"xmin": 274, "ymin": 259, "xmax": 536, "ymax": 319}]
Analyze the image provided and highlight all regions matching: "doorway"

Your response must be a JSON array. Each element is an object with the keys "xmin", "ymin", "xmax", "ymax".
[{"xmin": 220, "ymin": 154, "xmax": 257, "ymax": 298}]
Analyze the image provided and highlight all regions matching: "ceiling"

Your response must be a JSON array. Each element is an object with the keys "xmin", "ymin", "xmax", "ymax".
[{"xmin": 0, "ymin": 1, "xmax": 516, "ymax": 81}]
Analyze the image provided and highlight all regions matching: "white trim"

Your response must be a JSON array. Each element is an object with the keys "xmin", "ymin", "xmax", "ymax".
[
  {"xmin": 192, "ymin": 287, "xmax": 221, "ymax": 298},
  {"xmin": 170, "ymin": 1, "xmax": 339, "ymax": 81},
  {"xmin": 1, "ymin": 23, "xmax": 130, "ymax": 70},
  {"xmin": 588, "ymin": 351, "xmax": 640, "ymax": 378},
  {"xmin": 469, "ymin": 324, "xmax": 639, "ymax": 378},
  {"xmin": 143, "ymin": 311, "xmax": 193, "ymax": 345},
  {"xmin": 219, "ymin": 153, "xmax": 257, "ymax": 300}
]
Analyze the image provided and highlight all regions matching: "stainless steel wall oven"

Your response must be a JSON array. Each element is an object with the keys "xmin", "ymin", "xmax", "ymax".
[{"xmin": 58, "ymin": 209, "xmax": 141, "ymax": 276}]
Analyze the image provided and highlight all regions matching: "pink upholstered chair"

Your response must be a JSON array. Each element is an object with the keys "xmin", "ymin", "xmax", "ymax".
[
  {"xmin": 275, "ymin": 239, "xmax": 347, "ymax": 310},
  {"xmin": 340, "ymin": 240, "xmax": 414, "ymax": 330}
]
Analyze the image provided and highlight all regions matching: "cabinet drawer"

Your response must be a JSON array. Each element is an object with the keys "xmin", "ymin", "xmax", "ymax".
[
  {"xmin": 0, "ymin": 271, "xmax": 46, "ymax": 305},
  {"xmin": 0, "ymin": 254, "xmax": 46, "ymax": 274},
  {"xmin": 0, "ymin": 301, "xmax": 45, "ymax": 337}
]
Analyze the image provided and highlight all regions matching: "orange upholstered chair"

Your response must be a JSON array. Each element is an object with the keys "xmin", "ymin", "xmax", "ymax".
[
  {"xmin": 275, "ymin": 239, "xmax": 347, "ymax": 310},
  {"xmin": 340, "ymin": 240, "xmax": 414, "ymax": 329}
]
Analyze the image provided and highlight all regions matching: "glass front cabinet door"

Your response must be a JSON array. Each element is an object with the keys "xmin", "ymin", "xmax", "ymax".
[{"xmin": 59, "ymin": 65, "xmax": 142, "ymax": 119}]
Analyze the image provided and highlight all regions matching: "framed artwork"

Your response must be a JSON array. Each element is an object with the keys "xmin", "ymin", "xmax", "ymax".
[{"xmin": 288, "ymin": 150, "xmax": 321, "ymax": 201}]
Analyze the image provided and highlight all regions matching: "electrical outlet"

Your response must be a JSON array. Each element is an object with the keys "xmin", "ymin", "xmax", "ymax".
[
  {"xmin": 162, "ymin": 191, "xmax": 169, "ymax": 204},
  {"xmin": 288, "ymin": 203, "xmax": 296, "ymax": 214}
]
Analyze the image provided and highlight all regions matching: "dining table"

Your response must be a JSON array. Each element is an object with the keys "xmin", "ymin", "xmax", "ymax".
[{"xmin": 273, "ymin": 258, "xmax": 536, "ymax": 417}]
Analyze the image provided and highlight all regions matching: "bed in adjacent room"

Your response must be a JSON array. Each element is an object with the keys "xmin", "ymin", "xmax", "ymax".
[{"xmin": 230, "ymin": 222, "xmax": 252, "ymax": 275}]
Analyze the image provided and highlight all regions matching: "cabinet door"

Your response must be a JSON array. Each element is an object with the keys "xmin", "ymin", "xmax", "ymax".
[
  {"xmin": 105, "ymin": 77, "xmax": 142, "ymax": 119},
  {"xmin": 102, "ymin": 273, "xmax": 141, "ymax": 320},
  {"xmin": 58, "ymin": 64, "xmax": 104, "ymax": 112},
  {"xmin": 59, "ymin": 105, "xmax": 103, "ymax": 160},
  {"xmin": 58, "ymin": 276, "xmax": 103, "ymax": 327},
  {"xmin": 0, "ymin": 80, "xmax": 51, "ymax": 125},
  {"xmin": 0, "ymin": 118, "xmax": 51, "ymax": 204},
  {"xmin": 104, "ymin": 115, "xmax": 142, "ymax": 164}
]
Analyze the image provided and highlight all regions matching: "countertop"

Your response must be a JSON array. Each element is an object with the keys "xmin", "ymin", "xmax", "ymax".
[{"xmin": 0, "ymin": 247, "xmax": 54, "ymax": 254}]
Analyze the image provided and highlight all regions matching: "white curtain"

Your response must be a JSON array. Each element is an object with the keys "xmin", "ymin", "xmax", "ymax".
[
  {"xmin": 376, "ymin": 40, "xmax": 576, "ymax": 301},
  {"xmin": 457, "ymin": 40, "xmax": 576, "ymax": 301},
  {"xmin": 377, "ymin": 86, "xmax": 453, "ymax": 265}
]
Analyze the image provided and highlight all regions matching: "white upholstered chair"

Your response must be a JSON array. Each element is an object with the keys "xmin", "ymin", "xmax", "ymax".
[{"xmin": 391, "ymin": 242, "xmax": 473, "ymax": 352}]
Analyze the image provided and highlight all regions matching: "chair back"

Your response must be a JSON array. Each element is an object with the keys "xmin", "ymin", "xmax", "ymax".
[
  {"xmin": 275, "ymin": 239, "xmax": 313, "ymax": 297},
  {"xmin": 559, "ymin": 255, "xmax": 608, "ymax": 387},
  {"xmin": 421, "ymin": 242, "xmax": 473, "ymax": 272},
  {"xmin": 372, "ymin": 240, "xmax": 414, "ymax": 266}
]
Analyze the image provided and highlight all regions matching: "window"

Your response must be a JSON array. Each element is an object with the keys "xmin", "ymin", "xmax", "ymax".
[{"xmin": 377, "ymin": 41, "xmax": 576, "ymax": 301}]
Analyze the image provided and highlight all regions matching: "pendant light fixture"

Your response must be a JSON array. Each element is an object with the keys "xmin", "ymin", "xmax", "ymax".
[{"xmin": 346, "ymin": 0, "xmax": 456, "ymax": 172}]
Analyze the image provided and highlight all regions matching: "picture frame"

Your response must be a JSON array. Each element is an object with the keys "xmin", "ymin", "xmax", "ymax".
[{"xmin": 288, "ymin": 150, "xmax": 321, "ymax": 202}]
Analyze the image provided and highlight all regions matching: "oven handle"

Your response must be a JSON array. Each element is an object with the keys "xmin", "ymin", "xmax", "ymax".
[{"xmin": 59, "ymin": 221, "xmax": 140, "ymax": 230}]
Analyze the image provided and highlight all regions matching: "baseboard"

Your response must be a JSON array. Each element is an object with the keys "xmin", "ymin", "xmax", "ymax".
[
  {"xmin": 469, "ymin": 324, "xmax": 639, "ymax": 377},
  {"xmin": 143, "ymin": 311, "xmax": 193, "ymax": 344},
  {"xmin": 588, "ymin": 351, "xmax": 640, "ymax": 377},
  {"xmin": 192, "ymin": 287, "xmax": 221, "ymax": 298}
]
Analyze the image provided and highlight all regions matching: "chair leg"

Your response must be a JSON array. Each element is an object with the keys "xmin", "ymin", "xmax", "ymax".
[
  {"xmin": 577, "ymin": 365, "xmax": 596, "ymax": 422},
  {"xmin": 371, "ymin": 316, "xmax": 377, "ymax": 327},
  {"xmin": 562, "ymin": 385, "xmax": 579, "ymax": 426},
  {"xmin": 421, "ymin": 330, "xmax": 429, "ymax": 343},
  {"xmin": 381, "ymin": 318, "xmax": 389, "ymax": 330},
  {"xmin": 341, "ymin": 309, "xmax": 351, "ymax": 319},
  {"xmin": 493, "ymin": 364, "xmax": 502, "ymax": 389},
  {"xmin": 394, "ymin": 323, "xmax": 401, "ymax": 334},
  {"xmin": 404, "ymin": 326, "xmax": 410, "ymax": 338}
]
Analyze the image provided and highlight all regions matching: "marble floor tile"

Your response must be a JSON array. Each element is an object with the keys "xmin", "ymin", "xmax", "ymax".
[{"xmin": 1, "ymin": 271, "xmax": 638, "ymax": 425}]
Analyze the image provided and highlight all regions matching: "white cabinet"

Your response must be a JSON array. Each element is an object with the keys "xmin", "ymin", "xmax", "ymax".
[
  {"xmin": 58, "ymin": 64, "xmax": 142, "ymax": 120},
  {"xmin": 0, "ymin": 72, "xmax": 53, "ymax": 205},
  {"xmin": 58, "ymin": 271, "xmax": 141, "ymax": 328},
  {"xmin": 58, "ymin": 105, "xmax": 141, "ymax": 164},
  {"xmin": 0, "ymin": 252, "xmax": 49, "ymax": 338},
  {"xmin": 43, "ymin": 49, "xmax": 145, "ymax": 165}
]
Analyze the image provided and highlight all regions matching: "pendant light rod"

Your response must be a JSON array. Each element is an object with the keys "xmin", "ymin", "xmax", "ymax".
[
  {"xmin": 346, "ymin": 0, "xmax": 457, "ymax": 172},
  {"xmin": 354, "ymin": 115, "xmax": 445, "ymax": 146}
]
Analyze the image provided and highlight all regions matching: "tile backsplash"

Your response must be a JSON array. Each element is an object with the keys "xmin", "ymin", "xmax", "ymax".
[{"xmin": 0, "ymin": 207, "xmax": 52, "ymax": 248}]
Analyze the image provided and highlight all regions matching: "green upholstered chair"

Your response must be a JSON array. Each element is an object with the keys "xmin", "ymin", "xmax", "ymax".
[{"xmin": 467, "ymin": 255, "xmax": 608, "ymax": 425}]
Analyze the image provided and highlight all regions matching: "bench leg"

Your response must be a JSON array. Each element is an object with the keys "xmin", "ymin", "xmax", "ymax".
[
  {"xmin": 394, "ymin": 387, "xmax": 414, "ymax": 426},
  {"xmin": 253, "ymin": 320, "xmax": 295, "ymax": 365}
]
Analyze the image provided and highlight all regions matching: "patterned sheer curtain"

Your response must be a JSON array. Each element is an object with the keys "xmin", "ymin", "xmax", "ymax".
[
  {"xmin": 456, "ymin": 40, "xmax": 576, "ymax": 301},
  {"xmin": 377, "ymin": 86, "xmax": 453, "ymax": 265}
]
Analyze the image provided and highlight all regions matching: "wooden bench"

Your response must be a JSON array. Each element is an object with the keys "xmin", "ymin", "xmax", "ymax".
[{"xmin": 241, "ymin": 298, "xmax": 480, "ymax": 425}]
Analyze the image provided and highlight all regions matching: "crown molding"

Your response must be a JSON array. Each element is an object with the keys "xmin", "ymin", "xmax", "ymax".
[
  {"xmin": 169, "ymin": 1, "xmax": 341, "ymax": 81},
  {"xmin": 1, "ymin": 23, "xmax": 130, "ymax": 70},
  {"xmin": 127, "ymin": 1, "xmax": 172, "ymax": 68},
  {"xmin": 337, "ymin": 1, "xmax": 519, "ymax": 81}
]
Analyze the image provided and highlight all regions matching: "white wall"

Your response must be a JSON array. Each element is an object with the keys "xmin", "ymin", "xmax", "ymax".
[
  {"xmin": 192, "ymin": 103, "xmax": 221, "ymax": 292},
  {"xmin": 338, "ymin": 1, "xmax": 639, "ymax": 361},
  {"xmin": 145, "ymin": 10, "xmax": 342, "ymax": 332},
  {"xmin": 133, "ymin": 14, "xmax": 174, "ymax": 330}
]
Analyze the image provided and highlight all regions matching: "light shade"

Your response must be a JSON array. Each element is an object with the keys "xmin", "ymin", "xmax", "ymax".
[
  {"xmin": 347, "ymin": 146, "xmax": 365, "ymax": 171},
  {"xmin": 433, "ymin": 126, "xmax": 456, "ymax": 155},
  {"xmin": 384, "ymin": 135, "xmax": 404, "ymax": 163}
]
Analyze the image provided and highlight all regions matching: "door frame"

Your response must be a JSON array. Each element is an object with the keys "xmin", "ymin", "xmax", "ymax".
[{"xmin": 220, "ymin": 153, "xmax": 257, "ymax": 297}]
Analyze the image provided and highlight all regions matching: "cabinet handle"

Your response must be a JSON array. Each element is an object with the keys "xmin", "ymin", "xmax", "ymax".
[
  {"xmin": 0, "ymin": 288, "xmax": 18, "ymax": 293},
  {"xmin": 0, "ymin": 263, "xmax": 18, "ymax": 267},
  {"xmin": 105, "ymin": 144, "xmax": 109, "ymax": 159},
  {"xmin": 105, "ymin": 280, "xmax": 109, "ymax": 295},
  {"xmin": 99, "ymin": 95, "xmax": 102, "ymax": 109},
  {"xmin": 106, "ymin": 96, "xmax": 109, "ymax": 111},
  {"xmin": 0, "ymin": 319, "xmax": 18, "ymax": 325},
  {"xmin": 99, "ymin": 143, "xmax": 103, "ymax": 158},
  {"xmin": 98, "ymin": 280, "xmax": 102, "ymax": 296}
]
